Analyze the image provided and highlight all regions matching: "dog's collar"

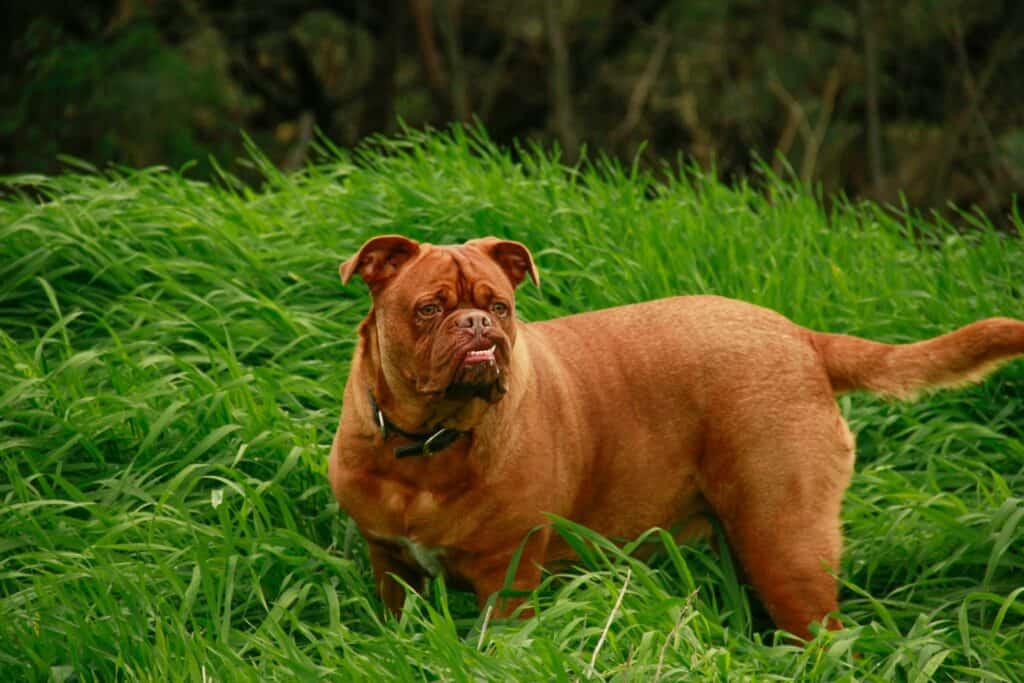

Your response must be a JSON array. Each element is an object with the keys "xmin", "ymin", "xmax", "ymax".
[{"xmin": 367, "ymin": 390, "xmax": 465, "ymax": 459}]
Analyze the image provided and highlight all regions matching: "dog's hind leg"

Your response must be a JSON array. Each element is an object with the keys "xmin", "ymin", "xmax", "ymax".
[{"xmin": 697, "ymin": 404, "xmax": 856, "ymax": 640}]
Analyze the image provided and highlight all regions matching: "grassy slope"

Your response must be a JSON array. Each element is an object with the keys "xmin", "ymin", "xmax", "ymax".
[{"xmin": 1, "ymin": 128, "xmax": 1022, "ymax": 681}]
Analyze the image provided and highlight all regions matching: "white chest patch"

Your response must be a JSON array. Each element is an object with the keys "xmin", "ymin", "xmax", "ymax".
[{"xmin": 397, "ymin": 537, "xmax": 445, "ymax": 577}]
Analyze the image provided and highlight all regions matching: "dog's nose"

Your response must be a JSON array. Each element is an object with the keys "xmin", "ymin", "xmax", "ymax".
[{"xmin": 456, "ymin": 310, "xmax": 492, "ymax": 333}]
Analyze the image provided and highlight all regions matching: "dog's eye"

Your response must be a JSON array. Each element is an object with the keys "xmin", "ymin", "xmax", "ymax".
[
  {"xmin": 491, "ymin": 302, "xmax": 510, "ymax": 318},
  {"xmin": 418, "ymin": 303, "xmax": 442, "ymax": 318}
]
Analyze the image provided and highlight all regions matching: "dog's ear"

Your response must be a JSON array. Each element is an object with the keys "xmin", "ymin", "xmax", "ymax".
[
  {"xmin": 469, "ymin": 237, "xmax": 540, "ymax": 288},
  {"xmin": 340, "ymin": 235, "xmax": 421, "ymax": 292}
]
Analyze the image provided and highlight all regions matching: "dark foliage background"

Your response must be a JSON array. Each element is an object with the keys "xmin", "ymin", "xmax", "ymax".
[{"xmin": 4, "ymin": 0, "xmax": 1024, "ymax": 221}]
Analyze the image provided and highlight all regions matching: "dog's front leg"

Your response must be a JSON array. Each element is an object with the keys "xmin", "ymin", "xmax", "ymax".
[
  {"xmin": 467, "ymin": 528, "xmax": 551, "ymax": 618},
  {"xmin": 367, "ymin": 540, "xmax": 425, "ymax": 617}
]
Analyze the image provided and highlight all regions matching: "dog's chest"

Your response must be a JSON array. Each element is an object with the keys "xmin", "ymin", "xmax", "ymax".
[
  {"xmin": 394, "ymin": 536, "xmax": 446, "ymax": 577},
  {"xmin": 349, "ymin": 471, "xmax": 470, "ymax": 575}
]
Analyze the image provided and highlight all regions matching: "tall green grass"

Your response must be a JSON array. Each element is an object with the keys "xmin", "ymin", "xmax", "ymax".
[{"xmin": 2, "ymin": 127, "xmax": 1022, "ymax": 681}]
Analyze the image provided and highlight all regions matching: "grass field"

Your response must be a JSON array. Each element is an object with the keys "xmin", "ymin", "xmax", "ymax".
[{"xmin": 2, "ymin": 127, "xmax": 1023, "ymax": 681}]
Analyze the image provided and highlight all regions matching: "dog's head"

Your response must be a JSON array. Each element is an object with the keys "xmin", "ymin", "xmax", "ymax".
[{"xmin": 340, "ymin": 235, "xmax": 539, "ymax": 405}]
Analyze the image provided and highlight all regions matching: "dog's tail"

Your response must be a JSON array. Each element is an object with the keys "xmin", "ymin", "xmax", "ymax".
[{"xmin": 812, "ymin": 318, "xmax": 1024, "ymax": 400}]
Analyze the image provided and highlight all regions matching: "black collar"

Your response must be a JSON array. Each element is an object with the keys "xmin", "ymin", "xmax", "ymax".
[{"xmin": 367, "ymin": 390, "xmax": 466, "ymax": 459}]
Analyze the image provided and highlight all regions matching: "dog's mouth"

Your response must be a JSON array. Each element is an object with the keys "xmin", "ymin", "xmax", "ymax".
[
  {"xmin": 461, "ymin": 344, "xmax": 497, "ymax": 367},
  {"xmin": 418, "ymin": 333, "xmax": 511, "ymax": 402},
  {"xmin": 443, "ymin": 341, "xmax": 507, "ymax": 401}
]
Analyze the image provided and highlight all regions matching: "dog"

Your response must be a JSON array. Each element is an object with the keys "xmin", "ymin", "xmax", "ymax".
[{"xmin": 327, "ymin": 234, "xmax": 1024, "ymax": 640}]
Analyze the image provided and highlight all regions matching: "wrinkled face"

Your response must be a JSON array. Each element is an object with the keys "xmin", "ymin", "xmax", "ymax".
[
  {"xmin": 340, "ymin": 236, "xmax": 538, "ymax": 406},
  {"xmin": 375, "ymin": 247, "xmax": 518, "ymax": 402}
]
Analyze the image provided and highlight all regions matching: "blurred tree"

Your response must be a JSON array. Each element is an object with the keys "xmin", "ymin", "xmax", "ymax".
[
  {"xmin": 2, "ymin": 1, "xmax": 246, "ymax": 176},
  {"xmin": 3, "ymin": 0, "xmax": 1023, "ymax": 224}
]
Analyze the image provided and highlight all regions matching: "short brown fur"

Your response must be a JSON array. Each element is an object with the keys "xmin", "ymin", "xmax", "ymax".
[{"xmin": 328, "ymin": 235, "xmax": 1024, "ymax": 640}]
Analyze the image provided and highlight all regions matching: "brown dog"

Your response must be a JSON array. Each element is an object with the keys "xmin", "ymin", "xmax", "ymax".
[{"xmin": 328, "ymin": 234, "xmax": 1024, "ymax": 639}]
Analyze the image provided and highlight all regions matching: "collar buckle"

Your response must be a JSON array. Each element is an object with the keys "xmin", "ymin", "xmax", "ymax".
[{"xmin": 421, "ymin": 429, "xmax": 448, "ymax": 455}]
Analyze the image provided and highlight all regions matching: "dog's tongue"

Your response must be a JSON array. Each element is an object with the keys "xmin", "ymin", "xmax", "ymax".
[{"xmin": 464, "ymin": 345, "xmax": 496, "ymax": 365}]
